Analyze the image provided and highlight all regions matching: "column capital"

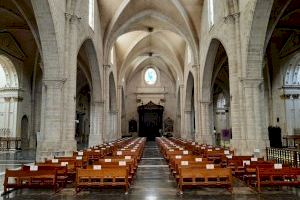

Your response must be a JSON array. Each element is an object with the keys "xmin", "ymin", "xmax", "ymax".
[
  {"xmin": 117, "ymin": 85, "xmax": 123, "ymax": 90},
  {"xmin": 240, "ymin": 78, "xmax": 263, "ymax": 88},
  {"xmin": 192, "ymin": 64, "xmax": 200, "ymax": 71},
  {"xmin": 199, "ymin": 101, "xmax": 212, "ymax": 105},
  {"xmin": 92, "ymin": 100, "xmax": 105, "ymax": 105},
  {"xmin": 65, "ymin": 13, "xmax": 81, "ymax": 23},
  {"xmin": 179, "ymin": 84, "xmax": 185, "ymax": 89},
  {"xmin": 184, "ymin": 109, "xmax": 192, "ymax": 113},
  {"xmin": 192, "ymin": 64, "xmax": 200, "ymax": 68},
  {"xmin": 43, "ymin": 78, "xmax": 66, "ymax": 89},
  {"xmin": 103, "ymin": 64, "xmax": 111, "ymax": 69}
]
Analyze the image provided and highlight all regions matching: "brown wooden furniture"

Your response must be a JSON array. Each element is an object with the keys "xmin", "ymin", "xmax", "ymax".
[
  {"xmin": 75, "ymin": 168, "xmax": 129, "ymax": 194},
  {"xmin": 256, "ymin": 167, "xmax": 300, "ymax": 192},
  {"xmin": 3, "ymin": 169, "xmax": 58, "ymax": 194},
  {"xmin": 178, "ymin": 167, "xmax": 232, "ymax": 194}
]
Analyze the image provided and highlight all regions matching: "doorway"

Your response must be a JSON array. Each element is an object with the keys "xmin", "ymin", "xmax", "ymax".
[{"xmin": 138, "ymin": 101, "xmax": 164, "ymax": 141}]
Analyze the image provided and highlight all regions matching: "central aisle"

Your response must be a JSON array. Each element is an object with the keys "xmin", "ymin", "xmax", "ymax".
[{"xmin": 129, "ymin": 141, "xmax": 178, "ymax": 199}]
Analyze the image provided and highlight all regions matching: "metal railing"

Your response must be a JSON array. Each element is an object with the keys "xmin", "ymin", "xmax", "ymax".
[{"xmin": 266, "ymin": 147, "xmax": 300, "ymax": 167}]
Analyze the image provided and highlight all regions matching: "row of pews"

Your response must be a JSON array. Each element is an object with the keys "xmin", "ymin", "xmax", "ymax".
[
  {"xmin": 3, "ymin": 137, "xmax": 146, "ymax": 195},
  {"xmin": 157, "ymin": 137, "xmax": 300, "ymax": 194}
]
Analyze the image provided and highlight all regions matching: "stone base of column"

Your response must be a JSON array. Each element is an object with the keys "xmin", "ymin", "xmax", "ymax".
[
  {"xmin": 230, "ymin": 138, "xmax": 270, "ymax": 157},
  {"xmin": 195, "ymin": 133, "xmax": 213, "ymax": 144},
  {"xmin": 36, "ymin": 139, "xmax": 77, "ymax": 162},
  {"xmin": 89, "ymin": 134, "xmax": 103, "ymax": 147}
]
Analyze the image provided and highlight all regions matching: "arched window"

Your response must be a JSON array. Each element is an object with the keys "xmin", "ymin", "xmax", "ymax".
[
  {"xmin": 217, "ymin": 93, "xmax": 226, "ymax": 110},
  {"xmin": 208, "ymin": 0, "xmax": 214, "ymax": 28},
  {"xmin": 144, "ymin": 68, "xmax": 157, "ymax": 85},
  {"xmin": 88, "ymin": 0, "xmax": 95, "ymax": 30}
]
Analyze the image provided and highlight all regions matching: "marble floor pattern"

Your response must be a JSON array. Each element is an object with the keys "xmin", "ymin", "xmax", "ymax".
[{"xmin": 0, "ymin": 142, "xmax": 300, "ymax": 199}]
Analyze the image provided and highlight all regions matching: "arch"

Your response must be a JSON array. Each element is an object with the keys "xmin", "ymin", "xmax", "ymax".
[
  {"xmin": 284, "ymin": 55, "xmax": 300, "ymax": 86},
  {"xmin": 0, "ymin": 55, "xmax": 19, "ymax": 88},
  {"xmin": 201, "ymin": 38, "xmax": 227, "ymax": 102},
  {"xmin": 104, "ymin": 9, "xmax": 198, "ymax": 65},
  {"xmin": 21, "ymin": 115, "xmax": 29, "ymax": 149},
  {"xmin": 109, "ymin": 72, "xmax": 117, "ymax": 111},
  {"xmin": 184, "ymin": 72, "xmax": 195, "ymax": 140},
  {"xmin": 121, "ymin": 87, "xmax": 126, "ymax": 136},
  {"xmin": 245, "ymin": 0, "xmax": 274, "ymax": 77},
  {"xmin": 76, "ymin": 39, "xmax": 102, "ymax": 150},
  {"xmin": 185, "ymin": 72, "xmax": 194, "ymax": 110},
  {"xmin": 176, "ymin": 88, "xmax": 181, "ymax": 136},
  {"xmin": 77, "ymin": 38, "xmax": 102, "ymax": 102},
  {"xmin": 31, "ymin": 0, "xmax": 62, "ymax": 78}
]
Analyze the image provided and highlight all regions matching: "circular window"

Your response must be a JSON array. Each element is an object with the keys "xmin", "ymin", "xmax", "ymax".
[{"xmin": 144, "ymin": 68, "xmax": 157, "ymax": 85}]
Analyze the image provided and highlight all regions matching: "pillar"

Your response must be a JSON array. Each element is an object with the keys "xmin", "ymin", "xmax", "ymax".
[
  {"xmin": 89, "ymin": 100, "xmax": 104, "ymax": 147},
  {"xmin": 199, "ymin": 101, "xmax": 213, "ymax": 144}
]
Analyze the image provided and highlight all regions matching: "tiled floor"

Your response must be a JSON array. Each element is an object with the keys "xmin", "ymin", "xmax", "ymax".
[{"xmin": 0, "ymin": 142, "xmax": 300, "ymax": 200}]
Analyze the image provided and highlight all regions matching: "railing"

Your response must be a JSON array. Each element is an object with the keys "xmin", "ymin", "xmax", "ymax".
[
  {"xmin": 266, "ymin": 147, "xmax": 300, "ymax": 167},
  {"xmin": 0, "ymin": 137, "xmax": 21, "ymax": 151}
]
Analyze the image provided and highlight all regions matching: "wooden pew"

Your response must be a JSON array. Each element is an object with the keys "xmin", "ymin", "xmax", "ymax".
[
  {"xmin": 22, "ymin": 164, "xmax": 68, "ymax": 187},
  {"xmin": 178, "ymin": 167, "xmax": 232, "ymax": 194},
  {"xmin": 174, "ymin": 161, "xmax": 216, "ymax": 179},
  {"xmin": 75, "ymin": 167, "xmax": 129, "ymax": 194},
  {"xmin": 256, "ymin": 166, "xmax": 300, "ymax": 192},
  {"xmin": 3, "ymin": 169, "xmax": 58, "ymax": 194}
]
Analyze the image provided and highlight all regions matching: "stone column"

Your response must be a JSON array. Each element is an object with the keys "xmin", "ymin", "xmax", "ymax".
[
  {"xmin": 199, "ymin": 101, "xmax": 213, "ymax": 144},
  {"xmin": 240, "ymin": 78, "xmax": 269, "ymax": 155},
  {"xmin": 184, "ymin": 110, "xmax": 192, "ymax": 140},
  {"xmin": 103, "ymin": 65, "xmax": 110, "ymax": 142},
  {"xmin": 192, "ymin": 65, "xmax": 201, "ymax": 143},
  {"xmin": 180, "ymin": 84, "xmax": 185, "ymax": 137},
  {"xmin": 117, "ymin": 85, "xmax": 122, "ymax": 139},
  {"xmin": 36, "ymin": 79, "xmax": 76, "ymax": 161},
  {"xmin": 89, "ymin": 100, "xmax": 104, "ymax": 147},
  {"xmin": 111, "ymin": 110, "xmax": 118, "ymax": 140}
]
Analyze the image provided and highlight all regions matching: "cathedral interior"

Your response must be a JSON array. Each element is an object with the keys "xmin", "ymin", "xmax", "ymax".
[{"xmin": 0, "ymin": 0, "xmax": 299, "ymax": 199}]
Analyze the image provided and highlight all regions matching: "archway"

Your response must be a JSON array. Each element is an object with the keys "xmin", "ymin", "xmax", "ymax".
[
  {"xmin": 185, "ymin": 72, "xmax": 195, "ymax": 140},
  {"xmin": 261, "ymin": 0, "xmax": 300, "ymax": 147},
  {"xmin": 109, "ymin": 73, "xmax": 117, "ymax": 141},
  {"xmin": 121, "ymin": 88, "xmax": 127, "ymax": 136},
  {"xmin": 0, "ymin": 55, "xmax": 19, "ymax": 143},
  {"xmin": 21, "ymin": 115, "xmax": 29, "ymax": 149},
  {"xmin": 76, "ymin": 68, "xmax": 91, "ymax": 150},
  {"xmin": 176, "ymin": 89, "xmax": 181, "ymax": 137},
  {"xmin": 201, "ymin": 39, "xmax": 231, "ymax": 145},
  {"xmin": 210, "ymin": 42, "xmax": 230, "ymax": 146}
]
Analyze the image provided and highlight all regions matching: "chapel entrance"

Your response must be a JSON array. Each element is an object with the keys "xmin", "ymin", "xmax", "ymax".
[{"xmin": 138, "ymin": 101, "xmax": 164, "ymax": 141}]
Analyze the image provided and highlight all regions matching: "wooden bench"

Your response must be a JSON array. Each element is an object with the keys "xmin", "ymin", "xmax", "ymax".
[
  {"xmin": 256, "ymin": 166, "xmax": 300, "ymax": 192},
  {"xmin": 76, "ymin": 167, "xmax": 129, "ymax": 194},
  {"xmin": 243, "ymin": 162, "xmax": 277, "ymax": 186},
  {"xmin": 178, "ymin": 167, "xmax": 232, "ymax": 194},
  {"xmin": 22, "ymin": 164, "xmax": 68, "ymax": 187},
  {"xmin": 174, "ymin": 161, "xmax": 216, "ymax": 179},
  {"xmin": 3, "ymin": 169, "xmax": 58, "ymax": 194}
]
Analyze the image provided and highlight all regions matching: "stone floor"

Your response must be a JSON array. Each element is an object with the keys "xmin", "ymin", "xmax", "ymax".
[{"xmin": 0, "ymin": 142, "xmax": 300, "ymax": 199}]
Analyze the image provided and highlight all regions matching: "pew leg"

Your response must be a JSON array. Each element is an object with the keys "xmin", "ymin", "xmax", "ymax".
[
  {"xmin": 177, "ymin": 184, "xmax": 183, "ymax": 195},
  {"xmin": 125, "ymin": 185, "xmax": 129, "ymax": 195},
  {"xmin": 75, "ymin": 186, "xmax": 81, "ymax": 193}
]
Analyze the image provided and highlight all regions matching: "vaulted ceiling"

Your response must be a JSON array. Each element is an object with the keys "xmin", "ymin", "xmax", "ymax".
[{"xmin": 98, "ymin": 0, "xmax": 203, "ymax": 85}]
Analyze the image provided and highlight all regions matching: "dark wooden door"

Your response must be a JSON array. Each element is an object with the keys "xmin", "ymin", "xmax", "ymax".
[{"xmin": 138, "ymin": 101, "xmax": 164, "ymax": 141}]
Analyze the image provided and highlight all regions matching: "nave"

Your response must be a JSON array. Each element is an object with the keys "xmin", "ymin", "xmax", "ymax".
[{"xmin": 0, "ymin": 139, "xmax": 299, "ymax": 200}]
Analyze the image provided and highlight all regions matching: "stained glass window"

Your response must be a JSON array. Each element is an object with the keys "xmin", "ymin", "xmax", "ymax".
[{"xmin": 144, "ymin": 68, "xmax": 157, "ymax": 85}]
